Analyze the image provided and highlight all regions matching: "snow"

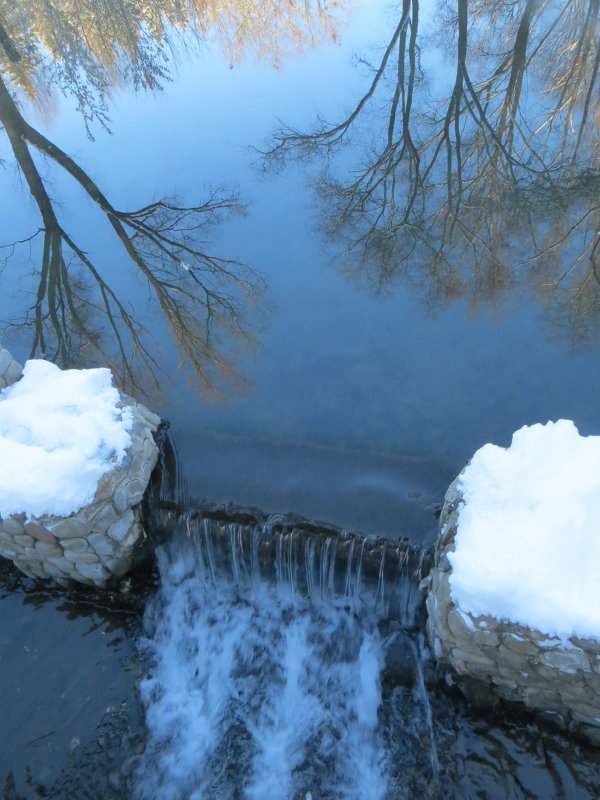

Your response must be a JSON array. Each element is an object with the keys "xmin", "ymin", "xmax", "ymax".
[
  {"xmin": 0, "ymin": 360, "xmax": 132, "ymax": 518},
  {"xmin": 449, "ymin": 420, "xmax": 600, "ymax": 641}
]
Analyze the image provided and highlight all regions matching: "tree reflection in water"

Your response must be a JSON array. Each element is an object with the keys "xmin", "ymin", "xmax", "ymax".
[
  {"xmin": 0, "ymin": 0, "xmax": 345, "ymax": 392},
  {"xmin": 268, "ymin": 0, "xmax": 600, "ymax": 343}
]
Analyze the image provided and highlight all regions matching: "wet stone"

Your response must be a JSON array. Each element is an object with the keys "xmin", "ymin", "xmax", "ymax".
[
  {"xmin": 46, "ymin": 555, "xmax": 75, "ymax": 572},
  {"xmin": 576, "ymin": 724, "xmax": 600, "ymax": 747},
  {"xmin": 491, "ymin": 675, "xmax": 519, "ymax": 696},
  {"xmin": 0, "ymin": 348, "xmax": 12, "ymax": 373},
  {"xmin": 113, "ymin": 483, "xmax": 129, "ymax": 514},
  {"xmin": 5, "ymin": 360, "xmax": 23, "ymax": 385},
  {"xmin": 523, "ymin": 687, "xmax": 561, "ymax": 710},
  {"xmin": 447, "ymin": 608, "xmax": 475, "ymax": 640},
  {"xmin": 84, "ymin": 502, "xmax": 119, "ymax": 532},
  {"xmin": 570, "ymin": 710, "xmax": 600, "ymax": 727},
  {"xmin": 43, "ymin": 561, "xmax": 71, "ymax": 579},
  {"xmin": 95, "ymin": 472, "xmax": 120, "ymax": 503},
  {"xmin": 15, "ymin": 560, "xmax": 45, "ymax": 579},
  {"xmin": 473, "ymin": 628, "xmax": 500, "ymax": 648},
  {"xmin": 497, "ymin": 643, "xmax": 532, "ymax": 671},
  {"xmin": 117, "ymin": 524, "xmax": 141, "ymax": 552}
]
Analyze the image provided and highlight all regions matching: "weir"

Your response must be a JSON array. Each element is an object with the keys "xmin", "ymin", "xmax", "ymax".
[
  {"xmin": 149, "ymin": 506, "xmax": 429, "ymax": 627},
  {"xmin": 137, "ymin": 502, "xmax": 438, "ymax": 800},
  {"xmin": 130, "ymin": 431, "xmax": 447, "ymax": 798},
  {"xmin": 144, "ymin": 428, "xmax": 431, "ymax": 629}
]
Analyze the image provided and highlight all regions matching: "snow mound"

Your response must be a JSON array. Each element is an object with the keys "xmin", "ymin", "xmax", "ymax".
[
  {"xmin": 0, "ymin": 360, "xmax": 133, "ymax": 518},
  {"xmin": 449, "ymin": 420, "xmax": 600, "ymax": 640}
]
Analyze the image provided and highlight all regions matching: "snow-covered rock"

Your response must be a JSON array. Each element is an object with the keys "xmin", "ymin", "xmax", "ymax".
[
  {"xmin": 426, "ymin": 421, "xmax": 600, "ymax": 744},
  {"xmin": 0, "ymin": 354, "xmax": 160, "ymax": 587}
]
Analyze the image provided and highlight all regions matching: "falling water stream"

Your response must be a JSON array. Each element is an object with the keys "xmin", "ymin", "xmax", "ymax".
[
  {"xmin": 134, "ymin": 512, "xmax": 431, "ymax": 800},
  {"xmin": 123, "ymin": 435, "xmax": 600, "ymax": 800}
]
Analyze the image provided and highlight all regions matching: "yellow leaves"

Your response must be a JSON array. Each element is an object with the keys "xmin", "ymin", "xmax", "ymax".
[{"xmin": 0, "ymin": 0, "xmax": 349, "ymax": 105}]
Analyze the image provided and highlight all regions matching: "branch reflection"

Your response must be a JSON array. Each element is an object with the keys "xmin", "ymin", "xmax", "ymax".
[
  {"xmin": 0, "ymin": 0, "xmax": 346, "ymax": 393},
  {"xmin": 268, "ymin": 0, "xmax": 600, "ymax": 340}
]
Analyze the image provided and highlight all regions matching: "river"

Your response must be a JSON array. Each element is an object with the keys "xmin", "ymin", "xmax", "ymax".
[{"xmin": 0, "ymin": 0, "xmax": 599, "ymax": 796}]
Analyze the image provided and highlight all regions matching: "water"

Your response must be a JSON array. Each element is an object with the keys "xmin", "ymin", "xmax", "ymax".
[
  {"xmin": 1, "ymin": 0, "xmax": 600, "ymax": 797},
  {"xmin": 136, "ymin": 536, "xmax": 391, "ymax": 800},
  {"xmin": 147, "ymin": 506, "xmax": 427, "ymax": 623},
  {"xmin": 131, "ymin": 516, "xmax": 600, "ymax": 800}
]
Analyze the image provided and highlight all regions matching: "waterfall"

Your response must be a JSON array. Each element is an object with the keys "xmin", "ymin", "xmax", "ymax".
[
  {"xmin": 134, "ymin": 433, "xmax": 438, "ymax": 800},
  {"xmin": 146, "ymin": 506, "xmax": 428, "ymax": 630}
]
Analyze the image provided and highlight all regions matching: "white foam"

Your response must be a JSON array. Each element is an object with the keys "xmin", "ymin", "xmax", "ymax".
[
  {"xmin": 135, "ymin": 542, "xmax": 388, "ymax": 800},
  {"xmin": 0, "ymin": 359, "xmax": 132, "ymax": 518},
  {"xmin": 449, "ymin": 420, "xmax": 600, "ymax": 640}
]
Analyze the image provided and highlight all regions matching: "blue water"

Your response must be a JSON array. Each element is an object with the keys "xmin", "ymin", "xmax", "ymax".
[
  {"xmin": 1, "ymin": 2, "xmax": 600, "ymax": 798},
  {"xmin": 1, "ymin": 0, "xmax": 598, "ymax": 542}
]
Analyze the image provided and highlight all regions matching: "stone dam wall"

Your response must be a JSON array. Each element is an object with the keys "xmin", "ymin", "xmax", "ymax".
[
  {"xmin": 425, "ymin": 476, "xmax": 600, "ymax": 746},
  {"xmin": 0, "ymin": 347, "xmax": 160, "ymax": 587}
]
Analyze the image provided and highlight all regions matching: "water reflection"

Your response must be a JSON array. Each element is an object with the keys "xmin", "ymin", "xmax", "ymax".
[
  {"xmin": 0, "ymin": 0, "xmax": 346, "ymax": 393},
  {"xmin": 269, "ymin": 0, "xmax": 600, "ymax": 342},
  {"xmin": 0, "ymin": 558, "xmax": 146, "ymax": 798},
  {"xmin": 0, "ymin": 0, "xmax": 346, "ymax": 130}
]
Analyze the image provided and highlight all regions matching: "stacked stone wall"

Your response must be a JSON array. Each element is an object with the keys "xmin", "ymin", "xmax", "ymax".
[
  {"xmin": 0, "ymin": 347, "xmax": 161, "ymax": 587},
  {"xmin": 426, "ymin": 477, "xmax": 600, "ymax": 745}
]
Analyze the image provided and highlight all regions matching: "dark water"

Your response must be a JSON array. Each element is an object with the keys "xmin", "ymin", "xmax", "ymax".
[{"xmin": 0, "ymin": 0, "xmax": 599, "ymax": 796}]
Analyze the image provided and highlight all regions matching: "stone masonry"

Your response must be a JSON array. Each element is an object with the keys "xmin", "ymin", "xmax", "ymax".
[
  {"xmin": 0, "ymin": 347, "xmax": 161, "ymax": 587},
  {"xmin": 0, "ymin": 347, "xmax": 23, "ymax": 389},
  {"xmin": 425, "ymin": 475, "xmax": 600, "ymax": 745}
]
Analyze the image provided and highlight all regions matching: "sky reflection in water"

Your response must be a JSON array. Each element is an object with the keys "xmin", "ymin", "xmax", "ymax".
[{"xmin": 0, "ymin": 0, "xmax": 598, "ymax": 532}]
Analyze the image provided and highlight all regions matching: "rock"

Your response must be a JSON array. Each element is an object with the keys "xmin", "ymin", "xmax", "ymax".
[
  {"xmin": 88, "ymin": 532, "xmax": 116, "ymax": 557},
  {"xmin": 107, "ymin": 511, "xmax": 135, "ymax": 544},
  {"xmin": 53, "ymin": 517, "xmax": 90, "ymax": 539},
  {"xmin": 3, "ymin": 517, "xmax": 25, "ymax": 535},
  {"xmin": 61, "ymin": 537, "xmax": 90, "ymax": 554},
  {"xmin": 24, "ymin": 521, "xmax": 57, "ymax": 544},
  {"xmin": 0, "ymin": 349, "xmax": 160, "ymax": 588},
  {"xmin": 426, "ymin": 473, "xmax": 600, "ymax": 746}
]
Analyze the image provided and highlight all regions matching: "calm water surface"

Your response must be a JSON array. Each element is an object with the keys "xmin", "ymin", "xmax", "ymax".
[{"xmin": 0, "ymin": 0, "xmax": 599, "ymax": 796}]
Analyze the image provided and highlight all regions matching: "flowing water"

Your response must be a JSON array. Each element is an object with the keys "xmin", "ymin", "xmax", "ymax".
[
  {"xmin": 130, "ymin": 503, "xmax": 600, "ymax": 800},
  {"xmin": 1, "ymin": 0, "xmax": 600, "ymax": 797},
  {"xmin": 133, "ymin": 504, "xmax": 433, "ymax": 800}
]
